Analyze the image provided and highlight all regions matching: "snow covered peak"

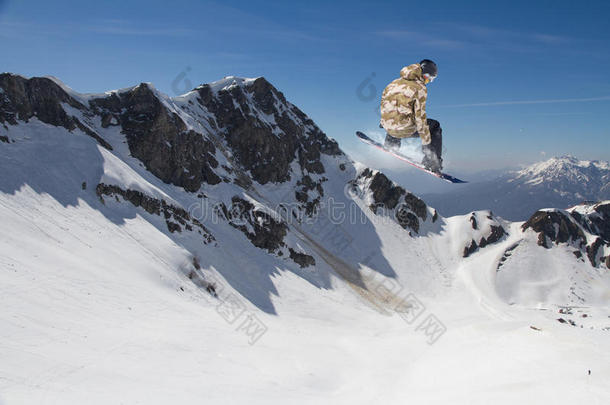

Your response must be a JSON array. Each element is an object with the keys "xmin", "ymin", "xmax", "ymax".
[
  {"xmin": 568, "ymin": 199, "xmax": 610, "ymax": 215},
  {"xmin": 43, "ymin": 75, "xmax": 149, "ymax": 106},
  {"xmin": 521, "ymin": 155, "xmax": 607, "ymax": 174},
  {"xmin": 201, "ymin": 76, "xmax": 259, "ymax": 94},
  {"xmin": 425, "ymin": 155, "xmax": 610, "ymax": 221},
  {"xmin": 514, "ymin": 155, "xmax": 609, "ymax": 186}
]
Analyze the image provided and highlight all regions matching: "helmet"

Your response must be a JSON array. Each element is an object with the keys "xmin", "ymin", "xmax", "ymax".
[{"xmin": 419, "ymin": 59, "xmax": 438, "ymax": 82}]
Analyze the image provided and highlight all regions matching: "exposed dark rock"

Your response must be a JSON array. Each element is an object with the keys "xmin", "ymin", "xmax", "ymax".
[
  {"xmin": 225, "ymin": 196, "xmax": 316, "ymax": 267},
  {"xmin": 359, "ymin": 168, "xmax": 374, "ymax": 179},
  {"xmin": 586, "ymin": 237, "xmax": 603, "ymax": 267},
  {"xmin": 396, "ymin": 208, "xmax": 420, "ymax": 233},
  {"xmin": 295, "ymin": 190, "xmax": 308, "ymax": 203},
  {"xmin": 294, "ymin": 175, "xmax": 325, "ymax": 215},
  {"xmin": 497, "ymin": 243, "xmax": 520, "ymax": 270},
  {"xmin": 100, "ymin": 113, "xmax": 120, "ymax": 128},
  {"xmin": 0, "ymin": 74, "xmax": 83, "ymax": 126},
  {"xmin": 479, "ymin": 225, "xmax": 506, "ymax": 249},
  {"xmin": 81, "ymin": 182, "xmax": 87, "ymax": 190},
  {"xmin": 523, "ymin": 203, "xmax": 610, "ymax": 267},
  {"xmin": 367, "ymin": 172, "xmax": 405, "ymax": 210},
  {"xmin": 304, "ymin": 198, "xmax": 321, "ymax": 217},
  {"xmin": 194, "ymin": 77, "xmax": 341, "ymax": 185},
  {"xmin": 463, "ymin": 223, "xmax": 506, "ymax": 257},
  {"xmin": 590, "ymin": 203, "xmax": 610, "ymax": 241},
  {"xmin": 166, "ymin": 221, "xmax": 182, "ymax": 233},
  {"xmin": 522, "ymin": 210, "xmax": 586, "ymax": 248},
  {"xmin": 469, "ymin": 213, "xmax": 478, "ymax": 230},
  {"xmin": 95, "ymin": 183, "xmax": 215, "ymax": 244},
  {"xmin": 0, "ymin": 73, "xmax": 112, "ymax": 150},
  {"xmin": 570, "ymin": 203, "xmax": 610, "ymax": 242},
  {"xmin": 403, "ymin": 193, "xmax": 427, "ymax": 221},
  {"xmin": 0, "ymin": 135, "xmax": 9, "ymax": 143},
  {"xmin": 92, "ymin": 83, "xmax": 222, "ymax": 192},
  {"xmin": 288, "ymin": 248, "xmax": 316, "ymax": 268},
  {"xmin": 432, "ymin": 210, "xmax": 439, "ymax": 223},
  {"xmin": 227, "ymin": 196, "xmax": 287, "ymax": 253},
  {"xmin": 537, "ymin": 232, "xmax": 549, "ymax": 248},
  {"xmin": 606, "ymin": 255, "xmax": 610, "ymax": 268},
  {"xmin": 569, "ymin": 211, "xmax": 585, "ymax": 229},
  {"xmin": 556, "ymin": 316, "xmax": 576, "ymax": 326},
  {"xmin": 463, "ymin": 240, "xmax": 478, "ymax": 258},
  {"xmin": 357, "ymin": 169, "xmax": 429, "ymax": 233}
]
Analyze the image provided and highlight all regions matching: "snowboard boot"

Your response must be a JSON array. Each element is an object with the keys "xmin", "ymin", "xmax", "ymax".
[
  {"xmin": 422, "ymin": 144, "xmax": 442, "ymax": 174},
  {"xmin": 422, "ymin": 118, "xmax": 443, "ymax": 174},
  {"xmin": 384, "ymin": 133, "xmax": 401, "ymax": 151}
]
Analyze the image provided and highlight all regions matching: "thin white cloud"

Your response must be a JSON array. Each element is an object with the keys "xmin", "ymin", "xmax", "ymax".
[
  {"xmin": 438, "ymin": 96, "xmax": 610, "ymax": 108},
  {"xmin": 0, "ymin": 19, "xmax": 196, "ymax": 38},
  {"xmin": 446, "ymin": 23, "xmax": 570, "ymax": 44},
  {"xmin": 377, "ymin": 30, "xmax": 468, "ymax": 49},
  {"xmin": 83, "ymin": 19, "xmax": 196, "ymax": 37},
  {"xmin": 87, "ymin": 25, "xmax": 195, "ymax": 37},
  {"xmin": 377, "ymin": 23, "xmax": 584, "ymax": 54}
]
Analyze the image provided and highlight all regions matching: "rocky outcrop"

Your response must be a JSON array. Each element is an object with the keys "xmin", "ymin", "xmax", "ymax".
[
  {"xmin": 194, "ymin": 78, "xmax": 341, "ymax": 185},
  {"xmin": 463, "ymin": 241, "xmax": 478, "ymax": 258},
  {"xmin": 357, "ymin": 168, "xmax": 429, "ymax": 234},
  {"xmin": 570, "ymin": 202, "xmax": 610, "ymax": 242},
  {"xmin": 522, "ymin": 201, "xmax": 610, "ymax": 267},
  {"xmin": 402, "ymin": 193, "xmax": 429, "ymax": 227},
  {"xmin": 220, "ymin": 196, "xmax": 315, "ymax": 267},
  {"xmin": 227, "ymin": 197, "xmax": 280, "ymax": 248},
  {"xmin": 0, "ymin": 73, "xmax": 112, "ymax": 150},
  {"xmin": 469, "ymin": 213, "xmax": 478, "ymax": 230},
  {"xmin": 496, "ymin": 242, "xmax": 520, "ymax": 271},
  {"xmin": 586, "ymin": 237, "xmax": 604, "ymax": 267},
  {"xmin": 225, "ymin": 196, "xmax": 287, "ymax": 253},
  {"xmin": 0, "ymin": 74, "xmax": 83, "ymax": 126},
  {"xmin": 289, "ymin": 248, "xmax": 316, "ymax": 268},
  {"xmin": 522, "ymin": 210, "xmax": 587, "ymax": 249},
  {"xmin": 2, "ymin": 73, "xmax": 342, "ymax": 202},
  {"xmin": 95, "ymin": 183, "xmax": 215, "ymax": 244},
  {"xmin": 295, "ymin": 174, "xmax": 325, "ymax": 216},
  {"xmin": 462, "ymin": 223, "xmax": 507, "ymax": 257},
  {"xmin": 361, "ymin": 168, "xmax": 404, "ymax": 210},
  {"xmin": 90, "ymin": 84, "xmax": 221, "ymax": 192},
  {"xmin": 479, "ymin": 225, "xmax": 506, "ymax": 248}
]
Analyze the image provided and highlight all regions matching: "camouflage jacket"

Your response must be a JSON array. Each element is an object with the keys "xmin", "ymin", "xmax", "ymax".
[{"xmin": 380, "ymin": 64, "xmax": 431, "ymax": 144}]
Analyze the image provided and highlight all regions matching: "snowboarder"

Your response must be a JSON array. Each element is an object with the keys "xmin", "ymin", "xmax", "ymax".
[{"xmin": 379, "ymin": 59, "xmax": 442, "ymax": 174}]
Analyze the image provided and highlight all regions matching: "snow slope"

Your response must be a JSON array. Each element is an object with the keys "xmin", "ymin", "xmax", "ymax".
[{"xmin": 1, "ymin": 76, "xmax": 610, "ymax": 404}]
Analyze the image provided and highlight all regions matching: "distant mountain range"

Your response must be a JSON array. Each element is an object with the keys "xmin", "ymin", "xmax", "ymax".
[{"xmin": 423, "ymin": 156, "xmax": 610, "ymax": 221}]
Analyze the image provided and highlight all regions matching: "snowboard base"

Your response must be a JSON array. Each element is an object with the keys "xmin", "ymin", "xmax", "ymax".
[{"xmin": 356, "ymin": 131, "xmax": 467, "ymax": 184}]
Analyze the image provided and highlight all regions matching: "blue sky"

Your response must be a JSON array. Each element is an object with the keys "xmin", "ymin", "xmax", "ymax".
[{"xmin": 1, "ymin": 0, "xmax": 609, "ymax": 175}]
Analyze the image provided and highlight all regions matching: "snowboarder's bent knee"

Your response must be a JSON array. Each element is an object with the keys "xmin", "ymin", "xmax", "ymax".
[{"xmin": 380, "ymin": 59, "xmax": 442, "ymax": 174}]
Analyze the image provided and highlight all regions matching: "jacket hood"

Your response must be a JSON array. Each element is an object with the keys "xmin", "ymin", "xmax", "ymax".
[{"xmin": 400, "ymin": 64, "xmax": 424, "ymax": 82}]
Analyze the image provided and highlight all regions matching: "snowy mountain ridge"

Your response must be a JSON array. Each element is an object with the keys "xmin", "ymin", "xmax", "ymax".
[
  {"xmin": 424, "ymin": 155, "xmax": 610, "ymax": 221},
  {"xmin": 513, "ymin": 155, "xmax": 610, "ymax": 186}
]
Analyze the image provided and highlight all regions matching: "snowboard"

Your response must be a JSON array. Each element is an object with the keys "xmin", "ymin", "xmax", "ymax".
[{"xmin": 356, "ymin": 131, "xmax": 467, "ymax": 184}]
